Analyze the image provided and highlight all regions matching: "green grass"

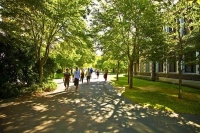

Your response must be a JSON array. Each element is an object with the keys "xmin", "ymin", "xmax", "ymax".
[
  {"xmin": 54, "ymin": 73, "xmax": 63, "ymax": 79},
  {"xmin": 110, "ymin": 75, "xmax": 200, "ymax": 116}
]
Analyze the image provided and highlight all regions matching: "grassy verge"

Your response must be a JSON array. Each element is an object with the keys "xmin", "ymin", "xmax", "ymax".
[
  {"xmin": 110, "ymin": 75, "xmax": 200, "ymax": 116},
  {"xmin": 54, "ymin": 73, "xmax": 63, "ymax": 79}
]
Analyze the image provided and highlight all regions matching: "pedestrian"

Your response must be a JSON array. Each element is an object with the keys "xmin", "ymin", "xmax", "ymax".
[
  {"xmin": 104, "ymin": 70, "xmax": 108, "ymax": 81},
  {"xmin": 63, "ymin": 68, "xmax": 71, "ymax": 91},
  {"xmin": 80, "ymin": 69, "xmax": 85, "ymax": 84},
  {"xmin": 96, "ymin": 69, "xmax": 99, "ymax": 79},
  {"xmin": 90, "ymin": 68, "xmax": 93, "ymax": 78},
  {"xmin": 86, "ymin": 68, "xmax": 91, "ymax": 84},
  {"xmin": 73, "ymin": 67, "xmax": 80, "ymax": 92}
]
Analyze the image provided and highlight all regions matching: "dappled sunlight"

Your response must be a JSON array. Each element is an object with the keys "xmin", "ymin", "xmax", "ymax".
[
  {"xmin": 32, "ymin": 104, "xmax": 48, "ymax": 112},
  {"xmin": 66, "ymin": 118, "xmax": 76, "ymax": 124},
  {"xmin": 0, "ymin": 113, "xmax": 7, "ymax": 118},
  {"xmin": 115, "ymin": 87, "xmax": 126, "ymax": 96},
  {"xmin": 186, "ymin": 121, "xmax": 200, "ymax": 128},
  {"xmin": 24, "ymin": 120, "xmax": 54, "ymax": 133},
  {"xmin": 0, "ymin": 100, "xmax": 33, "ymax": 108},
  {"xmin": 139, "ymin": 101, "xmax": 175, "ymax": 114},
  {"xmin": 74, "ymin": 98, "xmax": 81, "ymax": 104},
  {"xmin": 169, "ymin": 112, "xmax": 179, "ymax": 118},
  {"xmin": 0, "ymin": 80, "xmax": 200, "ymax": 132}
]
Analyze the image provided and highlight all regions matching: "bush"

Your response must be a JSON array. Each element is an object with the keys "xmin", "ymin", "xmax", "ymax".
[
  {"xmin": 29, "ymin": 84, "xmax": 42, "ymax": 93},
  {"xmin": 0, "ymin": 81, "xmax": 57, "ymax": 98},
  {"xmin": 19, "ymin": 84, "xmax": 42, "ymax": 96},
  {"xmin": 0, "ymin": 83, "xmax": 21, "ymax": 98},
  {"xmin": 0, "ymin": 34, "xmax": 37, "ymax": 87},
  {"xmin": 41, "ymin": 81, "xmax": 57, "ymax": 92},
  {"xmin": 56, "ymin": 69, "xmax": 62, "ymax": 74},
  {"xmin": 43, "ymin": 57, "xmax": 58, "ymax": 81}
]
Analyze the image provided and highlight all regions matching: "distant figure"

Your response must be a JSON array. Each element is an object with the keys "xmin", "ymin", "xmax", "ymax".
[
  {"xmin": 86, "ymin": 68, "xmax": 91, "ymax": 84},
  {"xmin": 90, "ymin": 68, "xmax": 93, "ymax": 78},
  {"xmin": 73, "ymin": 67, "xmax": 80, "ymax": 92},
  {"xmin": 90, "ymin": 68, "xmax": 93, "ymax": 73},
  {"xmin": 96, "ymin": 70, "xmax": 99, "ymax": 79},
  {"xmin": 80, "ymin": 69, "xmax": 85, "ymax": 84},
  {"xmin": 104, "ymin": 70, "xmax": 108, "ymax": 81},
  {"xmin": 63, "ymin": 68, "xmax": 71, "ymax": 91}
]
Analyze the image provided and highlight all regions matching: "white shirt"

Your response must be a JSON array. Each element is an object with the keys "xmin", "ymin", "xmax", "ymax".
[
  {"xmin": 86, "ymin": 70, "xmax": 91, "ymax": 76},
  {"xmin": 74, "ymin": 70, "xmax": 80, "ymax": 79}
]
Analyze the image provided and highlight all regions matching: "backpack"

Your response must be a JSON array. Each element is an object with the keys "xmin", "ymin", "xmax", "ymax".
[{"xmin": 90, "ymin": 69, "xmax": 93, "ymax": 73}]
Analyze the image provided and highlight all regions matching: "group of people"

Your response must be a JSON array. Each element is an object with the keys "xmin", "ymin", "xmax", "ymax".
[{"xmin": 63, "ymin": 67, "xmax": 108, "ymax": 92}]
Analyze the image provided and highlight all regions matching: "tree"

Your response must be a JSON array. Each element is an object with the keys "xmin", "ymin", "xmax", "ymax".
[
  {"xmin": 186, "ymin": 1, "xmax": 200, "ymax": 64},
  {"xmin": 138, "ymin": 1, "xmax": 167, "ymax": 81},
  {"xmin": 90, "ymin": 0, "xmax": 166, "ymax": 88},
  {"xmin": 0, "ymin": 34, "xmax": 36, "ymax": 86},
  {"xmin": 1, "ymin": 0, "xmax": 91, "ymax": 83},
  {"xmin": 162, "ymin": 0, "xmax": 199, "ymax": 98}
]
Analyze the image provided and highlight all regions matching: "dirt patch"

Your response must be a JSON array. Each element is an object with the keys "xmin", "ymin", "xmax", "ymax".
[
  {"xmin": 138, "ymin": 86, "xmax": 161, "ymax": 91},
  {"xmin": 182, "ymin": 93, "xmax": 200, "ymax": 102}
]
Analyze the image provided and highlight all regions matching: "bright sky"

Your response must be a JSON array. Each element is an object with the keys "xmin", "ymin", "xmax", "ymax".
[{"xmin": 96, "ymin": 50, "xmax": 102, "ymax": 56}]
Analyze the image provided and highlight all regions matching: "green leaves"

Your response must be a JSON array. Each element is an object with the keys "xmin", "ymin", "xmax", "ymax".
[{"xmin": 1, "ymin": 0, "xmax": 92, "ymax": 83}]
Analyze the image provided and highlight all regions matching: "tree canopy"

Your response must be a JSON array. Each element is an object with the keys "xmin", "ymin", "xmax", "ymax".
[{"xmin": 0, "ymin": 0, "xmax": 93, "ymax": 84}]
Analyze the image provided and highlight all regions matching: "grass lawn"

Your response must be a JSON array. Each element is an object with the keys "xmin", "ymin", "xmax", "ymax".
[
  {"xmin": 54, "ymin": 73, "xmax": 63, "ymax": 79},
  {"xmin": 109, "ymin": 74, "xmax": 200, "ymax": 116}
]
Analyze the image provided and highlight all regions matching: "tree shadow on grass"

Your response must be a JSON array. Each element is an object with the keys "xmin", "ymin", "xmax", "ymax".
[{"xmin": 0, "ymin": 81, "xmax": 200, "ymax": 133}]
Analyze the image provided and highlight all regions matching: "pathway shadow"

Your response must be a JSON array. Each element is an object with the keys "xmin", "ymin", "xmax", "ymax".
[{"xmin": 0, "ymin": 81, "xmax": 200, "ymax": 133}]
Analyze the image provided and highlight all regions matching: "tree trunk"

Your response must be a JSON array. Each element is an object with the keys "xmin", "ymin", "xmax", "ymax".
[
  {"xmin": 62, "ymin": 66, "xmax": 65, "ymax": 73},
  {"xmin": 71, "ymin": 68, "xmax": 73, "ymax": 75},
  {"xmin": 129, "ymin": 60, "xmax": 133, "ymax": 88},
  {"xmin": 127, "ymin": 64, "xmax": 129, "ymax": 84},
  {"xmin": 199, "ymin": 51, "xmax": 200, "ymax": 74},
  {"xmin": 39, "ymin": 62, "xmax": 43, "ymax": 84},
  {"xmin": 116, "ymin": 60, "xmax": 119, "ymax": 81},
  {"xmin": 133, "ymin": 62, "xmax": 137, "ymax": 75},
  {"xmin": 151, "ymin": 62, "xmax": 156, "ymax": 81},
  {"xmin": 178, "ymin": 59, "xmax": 182, "ymax": 99}
]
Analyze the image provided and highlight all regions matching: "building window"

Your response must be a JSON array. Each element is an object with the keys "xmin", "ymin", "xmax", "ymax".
[
  {"xmin": 140, "ymin": 62, "xmax": 144, "ymax": 72},
  {"xmin": 146, "ymin": 63, "xmax": 150, "ymax": 72},
  {"xmin": 185, "ymin": 52, "xmax": 196, "ymax": 73},
  {"xmin": 169, "ymin": 61, "xmax": 176, "ymax": 72},
  {"xmin": 158, "ymin": 61, "xmax": 163, "ymax": 72}
]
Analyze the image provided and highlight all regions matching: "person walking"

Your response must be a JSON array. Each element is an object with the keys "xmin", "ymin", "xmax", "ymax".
[
  {"xmin": 73, "ymin": 67, "xmax": 80, "ymax": 92},
  {"xmin": 80, "ymin": 69, "xmax": 85, "ymax": 84},
  {"xmin": 103, "ymin": 70, "xmax": 108, "ymax": 82},
  {"xmin": 86, "ymin": 68, "xmax": 91, "ymax": 84},
  {"xmin": 90, "ymin": 68, "xmax": 93, "ymax": 79},
  {"xmin": 96, "ymin": 69, "xmax": 99, "ymax": 79},
  {"xmin": 63, "ymin": 68, "xmax": 71, "ymax": 91}
]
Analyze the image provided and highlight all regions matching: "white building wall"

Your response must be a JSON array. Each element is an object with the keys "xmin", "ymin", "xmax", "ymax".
[
  {"xmin": 196, "ymin": 51, "xmax": 199, "ymax": 74},
  {"xmin": 156, "ymin": 63, "xmax": 159, "ymax": 73},
  {"xmin": 150, "ymin": 62, "xmax": 152, "ymax": 73},
  {"xmin": 176, "ymin": 61, "xmax": 179, "ymax": 73},
  {"xmin": 164, "ymin": 60, "xmax": 167, "ymax": 73}
]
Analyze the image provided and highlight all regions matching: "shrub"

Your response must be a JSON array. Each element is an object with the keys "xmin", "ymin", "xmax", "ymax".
[
  {"xmin": 56, "ymin": 69, "xmax": 63, "ymax": 74},
  {"xmin": 0, "ymin": 83, "xmax": 21, "ymax": 98},
  {"xmin": 0, "ymin": 81, "xmax": 57, "ymax": 98},
  {"xmin": 43, "ymin": 57, "xmax": 58, "ymax": 81},
  {"xmin": 41, "ymin": 81, "xmax": 57, "ymax": 92},
  {"xmin": 19, "ymin": 84, "xmax": 42, "ymax": 96}
]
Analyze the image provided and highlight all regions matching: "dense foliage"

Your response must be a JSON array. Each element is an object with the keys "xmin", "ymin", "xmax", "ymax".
[
  {"xmin": 0, "ymin": 0, "xmax": 199, "ymax": 99},
  {"xmin": 0, "ymin": 0, "xmax": 92, "ymax": 98}
]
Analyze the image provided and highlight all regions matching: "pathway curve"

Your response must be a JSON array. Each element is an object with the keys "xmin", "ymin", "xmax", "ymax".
[{"xmin": 0, "ymin": 73, "xmax": 200, "ymax": 133}]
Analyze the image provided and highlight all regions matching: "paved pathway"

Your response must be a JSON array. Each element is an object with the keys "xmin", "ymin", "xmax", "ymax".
[{"xmin": 0, "ymin": 73, "xmax": 200, "ymax": 133}]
